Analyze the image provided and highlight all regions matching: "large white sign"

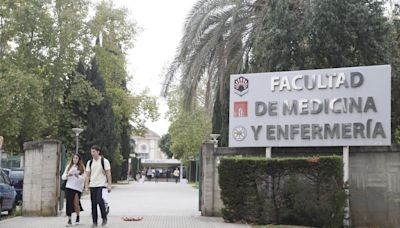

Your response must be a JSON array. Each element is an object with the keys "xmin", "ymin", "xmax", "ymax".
[{"xmin": 229, "ymin": 65, "xmax": 391, "ymax": 147}]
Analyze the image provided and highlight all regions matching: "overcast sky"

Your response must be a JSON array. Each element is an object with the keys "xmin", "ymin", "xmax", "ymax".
[{"xmin": 111, "ymin": 0, "xmax": 197, "ymax": 136}]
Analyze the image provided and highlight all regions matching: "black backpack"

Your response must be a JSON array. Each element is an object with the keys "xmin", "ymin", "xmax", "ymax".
[{"xmin": 88, "ymin": 157, "xmax": 106, "ymax": 172}]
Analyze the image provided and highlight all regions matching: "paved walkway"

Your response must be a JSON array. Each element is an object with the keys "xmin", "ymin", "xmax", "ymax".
[{"xmin": 0, "ymin": 182, "xmax": 250, "ymax": 228}]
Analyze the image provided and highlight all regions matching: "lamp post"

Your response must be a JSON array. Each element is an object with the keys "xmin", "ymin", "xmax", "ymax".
[
  {"xmin": 0, "ymin": 136, "xmax": 3, "ymax": 168},
  {"xmin": 210, "ymin": 134, "xmax": 220, "ymax": 148},
  {"xmin": 129, "ymin": 153, "xmax": 136, "ymax": 181},
  {"xmin": 72, "ymin": 128, "xmax": 83, "ymax": 154}
]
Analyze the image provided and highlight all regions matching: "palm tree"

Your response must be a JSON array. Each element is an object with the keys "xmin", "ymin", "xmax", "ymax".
[{"xmin": 162, "ymin": 0, "xmax": 267, "ymax": 112}]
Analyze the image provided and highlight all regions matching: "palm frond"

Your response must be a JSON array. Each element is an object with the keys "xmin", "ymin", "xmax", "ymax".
[{"xmin": 163, "ymin": 0, "xmax": 267, "ymax": 110}]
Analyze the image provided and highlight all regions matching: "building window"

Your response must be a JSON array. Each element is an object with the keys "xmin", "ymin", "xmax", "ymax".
[
  {"xmin": 137, "ymin": 153, "xmax": 149, "ymax": 159},
  {"xmin": 141, "ymin": 144, "xmax": 147, "ymax": 153}
]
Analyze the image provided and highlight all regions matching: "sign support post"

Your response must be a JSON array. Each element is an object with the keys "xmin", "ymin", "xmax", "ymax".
[
  {"xmin": 343, "ymin": 146, "xmax": 350, "ymax": 227},
  {"xmin": 265, "ymin": 147, "xmax": 271, "ymax": 158}
]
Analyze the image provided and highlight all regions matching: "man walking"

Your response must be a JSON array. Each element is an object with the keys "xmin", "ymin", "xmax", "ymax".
[
  {"xmin": 173, "ymin": 167, "xmax": 180, "ymax": 184},
  {"xmin": 85, "ymin": 145, "xmax": 112, "ymax": 227},
  {"xmin": 155, "ymin": 169, "xmax": 160, "ymax": 183}
]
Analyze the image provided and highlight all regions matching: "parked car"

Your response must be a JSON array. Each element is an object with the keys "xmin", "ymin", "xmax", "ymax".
[
  {"xmin": 8, "ymin": 169, "xmax": 23, "ymax": 204},
  {"xmin": 0, "ymin": 168, "xmax": 16, "ymax": 215},
  {"xmin": 1, "ymin": 168, "xmax": 11, "ymax": 177}
]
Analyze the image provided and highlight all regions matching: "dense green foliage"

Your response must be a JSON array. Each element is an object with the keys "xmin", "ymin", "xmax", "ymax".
[
  {"xmin": 0, "ymin": 66, "xmax": 46, "ymax": 150},
  {"xmin": 0, "ymin": 0, "xmax": 158, "ymax": 181},
  {"xmin": 252, "ymin": 0, "xmax": 389, "ymax": 72},
  {"xmin": 130, "ymin": 157, "xmax": 140, "ymax": 180},
  {"xmin": 167, "ymin": 87, "xmax": 212, "ymax": 162},
  {"xmin": 390, "ymin": 5, "xmax": 400, "ymax": 143},
  {"xmin": 219, "ymin": 156, "xmax": 345, "ymax": 227},
  {"xmin": 87, "ymin": 1, "xmax": 158, "ymax": 181},
  {"xmin": 159, "ymin": 133, "xmax": 173, "ymax": 159},
  {"xmin": 82, "ymin": 58, "xmax": 118, "ymax": 178}
]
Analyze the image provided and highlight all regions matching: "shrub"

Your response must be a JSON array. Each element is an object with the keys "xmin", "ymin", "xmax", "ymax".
[{"xmin": 219, "ymin": 156, "xmax": 345, "ymax": 227}]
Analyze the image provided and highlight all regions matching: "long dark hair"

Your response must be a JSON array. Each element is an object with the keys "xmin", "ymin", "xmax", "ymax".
[{"xmin": 67, "ymin": 154, "xmax": 85, "ymax": 175}]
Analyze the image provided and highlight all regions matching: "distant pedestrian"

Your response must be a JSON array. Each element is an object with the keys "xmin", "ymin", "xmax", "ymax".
[
  {"xmin": 62, "ymin": 154, "xmax": 85, "ymax": 226},
  {"xmin": 155, "ymin": 169, "xmax": 160, "ymax": 183},
  {"xmin": 146, "ymin": 167, "xmax": 153, "ymax": 182},
  {"xmin": 140, "ymin": 170, "xmax": 145, "ymax": 183},
  {"xmin": 166, "ymin": 169, "xmax": 170, "ymax": 182},
  {"xmin": 84, "ymin": 145, "xmax": 112, "ymax": 227},
  {"xmin": 173, "ymin": 167, "xmax": 180, "ymax": 184}
]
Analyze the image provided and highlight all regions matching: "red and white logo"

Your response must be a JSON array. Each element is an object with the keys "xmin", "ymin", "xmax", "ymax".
[{"xmin": 234, "ymin": 101, "xmax": 248, "ymax": 117}]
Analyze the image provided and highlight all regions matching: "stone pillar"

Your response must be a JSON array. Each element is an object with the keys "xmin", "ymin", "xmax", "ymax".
[
  {"xmin": 23, "ymin": 140, "xmax": 61, "ymax": 216},
  {"xmin": 212, "ymin": 155, "xmax": 223, "ymax": 216},
  {"xmin": 201, "ymin": 142, "xmax": 220, "ymax": 216}
]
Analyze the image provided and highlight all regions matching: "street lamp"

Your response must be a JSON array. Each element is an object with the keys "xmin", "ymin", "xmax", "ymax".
[
  {"xmin": 0, "ymin": 136, "xmax": 4, "ymax": 168},
  {"xmin": 210, "ymin": 134, "xmax": 220, "ymax": 148},
  {"xmin": 72, "ymin": 128, "xmax": 83, "ymax": 154}
]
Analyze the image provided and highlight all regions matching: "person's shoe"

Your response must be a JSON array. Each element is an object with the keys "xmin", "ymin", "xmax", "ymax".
[
  {"xmin": 91, "ymin": 222, "xmax": 98, "ymax": 227},
  {"xmin": 101, "ymin": 218, "xmax": 107, "ymax": 226},
  {"xmin": 75, "ymin": 215, "xmax": 80, "ymax": 225},
  {"xmin": 66, "ymin": 219, "xmax": 72, "ymax": 227}
]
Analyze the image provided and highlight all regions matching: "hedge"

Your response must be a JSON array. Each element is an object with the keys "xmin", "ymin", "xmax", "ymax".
[{"xmin": 219, "ymin": 156, "xmax": 345, "ymax": 227}]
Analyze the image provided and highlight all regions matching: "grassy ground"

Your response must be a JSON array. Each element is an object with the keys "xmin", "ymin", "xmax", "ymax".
[
  {"xmin": 190, "ymin": 182, "xmax": 199, "ymax": 189},
  {"xmin": 14, "ymin": 205, "xmax": 22, "ymax": 217},
  {"xmin": 0, "ymin": 205, "xmax": 22, "ymax": 221}
]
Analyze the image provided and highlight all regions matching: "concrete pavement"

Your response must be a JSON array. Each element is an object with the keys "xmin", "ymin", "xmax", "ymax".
[{"xmin": 0, "ymin": 181, "xmax": 250, "ymax": 228}]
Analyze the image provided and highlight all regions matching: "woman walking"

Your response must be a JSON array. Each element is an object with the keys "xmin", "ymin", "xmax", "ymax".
[{"xmin": 62, "ymin": 154, "xmax": 85, "ymax": 226}]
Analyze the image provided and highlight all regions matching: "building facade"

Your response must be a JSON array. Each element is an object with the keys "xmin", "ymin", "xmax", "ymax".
[
  {"xmin": 131, "ymin": 129, "xmax": 183, "ymax": 182},
  {"xmin": 131, "ymin": 129, "xmax": 166, "ymax": 160}
]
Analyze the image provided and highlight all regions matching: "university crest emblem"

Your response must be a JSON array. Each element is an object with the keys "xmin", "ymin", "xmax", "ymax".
[{"xmin": 233, "ymin": 77, "xmax": 249, "ymax": 96}]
